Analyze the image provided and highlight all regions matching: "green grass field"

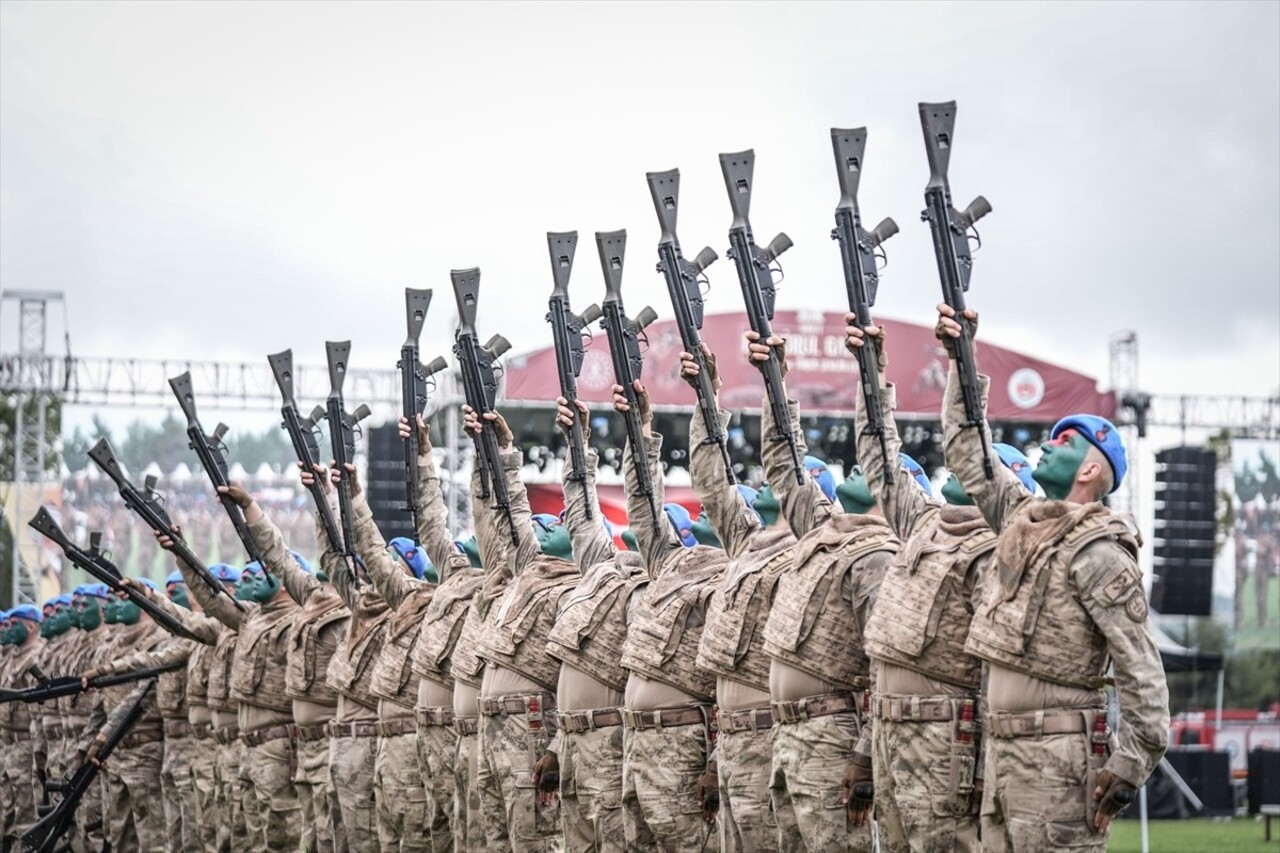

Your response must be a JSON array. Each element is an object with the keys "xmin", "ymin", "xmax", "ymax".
[{"xmin": 1109, "ymin": 817, "xmax": 1280, "ymax": 852}]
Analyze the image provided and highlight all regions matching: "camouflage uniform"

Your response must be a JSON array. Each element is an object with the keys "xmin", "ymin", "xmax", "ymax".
[
  {"xmin": 859, "ymin": 383, "xmax": 989, "ymax": 853},
  {"xmin": 545, "ymin": 443, "xmax": 649, "ymax": 853},
  {"xmin": 943, "ymin": 366, "xmax": 1169, "ymax": 852},
  {"xmin": 620, "ymin": 429, "xmax": 727, "ymax": 853},
  {"xmin": 1, "ymin": 639, "xmax": 44, "ymax": 848},
  {"xmin": 761, "ymin": 399, "xmax": 894, "ymax": 853},
  {"xmin": 691, "ymin": 409, "xmax": 801, "ymax": 853},
  {"xmin": 475, "ymin": 448, "xmax": 579, "ymax": 852},
  {"xmin": 206, "ymin": 627, "xmax": 249, "ymax": 853},
  {"xmin": 50, "ymin": 623, "xmax": 109, "ymax": 853}
]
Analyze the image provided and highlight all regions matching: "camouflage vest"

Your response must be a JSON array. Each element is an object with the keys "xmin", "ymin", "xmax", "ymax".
[
  {"xmin": 0, "ymin": 644, "xmax": 41, "ymax": 733},
  {"xmin": 478, "ymin": 556, "xmax": 580, "ymax": 692},
  {"xmin": 327, "ymin": 604, "xmax": 389, "ymax": 711},
  {"xmin": 100, "ymin": 623, "xmax": 166, "ymax": 729},
  {"xmin": 546, "ymin": 552, "xmax": 649, "ymax": 692},
  {"xmin": 696, "ymin": 529, "xmax": 796, "ymax": 692},
  {"xmin": 206, "ymin": 629, "xmax": 238, "ymax": 713},
  {"xmin": 411, "ymin": 568, "xmax": 486, "ymax": 687},
  {"xmin": 55, "ymin": 631, "xmax": 99, "ymax": 721},
  {"xmin": 286, "ymin": 588, "xmax": 348, "ymax": 705},
  {"xmin": 621, "ymin": 545, "xmax": 726, "ymax": 700},
  {"xmin": 230, "ymin": 600, "xmax": 296, "ymax": 713},
  {"xmin": 864, "ymin": 506, "xmax": 993, "ymax": 690},
  {"xmin": 370, "ymin": 587, "xmax": 435, "ymax": 711},
  {"xmin": 763, "ymin": 514, "xmax": 897, "ymax": 689},
  {"xmin": 965, "ymin": 509, "xmax": 1139, "ymax": 689},
  {"xmin": 155, "ymin": 637, "xmax": 193, "ymax": 719},
  {"xmin": 186, "ymin": 637, "xmax": 213, "ymax": 708}
]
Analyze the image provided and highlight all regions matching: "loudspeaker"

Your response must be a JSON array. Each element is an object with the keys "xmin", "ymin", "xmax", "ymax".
[
  {"xmin": 1150, "ymin": 446, "xmax": 1217, "ymax": 616},
  {"xmin": 365, "ymin": 424, "xmax": 415, "ymax": 543},
  {"xmin": 1165, "ymin": 748, "xmax": 1233, "ymax": 816},
  {"xmin": 1248, "ymin": 748, "xmax": 1280, "ymax": 813}
]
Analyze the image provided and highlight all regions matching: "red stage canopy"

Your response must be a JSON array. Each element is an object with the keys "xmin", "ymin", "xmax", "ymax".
[{"xmin": 503, "ymin": 310, "xmax": 1114, "ymax": 422}]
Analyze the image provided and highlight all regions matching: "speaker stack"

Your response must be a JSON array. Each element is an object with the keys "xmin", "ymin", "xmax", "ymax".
[
  {"xmin": 1150, "ymin": 446, "xmax": 1217, "ymax": 617},
  {"xmin": 364, "ymin": 423, "xmax": 415, "ymax": 544}
]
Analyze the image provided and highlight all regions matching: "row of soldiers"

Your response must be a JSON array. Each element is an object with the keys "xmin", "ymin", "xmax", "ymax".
[{"xmin": 0, "ymin": 302, "xmax": 1170, "ymax": 853}]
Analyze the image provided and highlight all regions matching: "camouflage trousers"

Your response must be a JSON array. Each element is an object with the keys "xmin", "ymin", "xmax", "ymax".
[
  {"xmin": 103, "ymin": 739, "xmax": 165, "ymax": 853},
  {"xmin": 770, "ymin": 711, "xmax": 873, "ymax": 852},
  {"xmin": 329, "ymin": 731, "xmax": 378, "ymax": 853},
  {"xmin": 980, "ymin": 728, "xmax": 1109, "ymax": 852},
  {"xmin": 0, "ymin": 735, "xmax": 37, "ymax": 845},
  {"xmin": 241, "ymin": 735, "xmax": 301, "ymax": 851},
  {"xmin": 453, "ymin": 729, "xmax": 483, "ymax": 852},
  {"xmin": 51, "ymin": 734, "xmax": 103, "ymax": 853},
  {"xmin": 622, "ymin": 719, "xmax": 717, "ymax": 853},
  {"xmin": 214, "ymin": 739, "xmax": 249, "ymax": 853},
  {"xmin": 188, "ymin": 736, "xmax": 219, "ymax": 853},
  {"xmin": 558, "ymin": 722, "xmax": 626, "ymax": 853},
  {"xmin": 477, "ymin": 709, "xmax": 562, "ymax": 852},
  {"xmin": 375, "ymin": 729, "xmax": 430, "ymax": 852},
  {"xmin": 159, "ymin": 733, "xmax": 200, "ymax": 853},
  {"xmin": 873, "ymin": 714, "xmax": 979, "ymax": 853},
  {"xmin": 717, "ymin": 726, "xmax": 800, "ymax": 853},
  {"xmin": 415, "ymin": 720, "xmax": 458, "ymax": 852},
  {"xmin": 295, "ymin": 735, "xmax": 335, "ymax": 853}
]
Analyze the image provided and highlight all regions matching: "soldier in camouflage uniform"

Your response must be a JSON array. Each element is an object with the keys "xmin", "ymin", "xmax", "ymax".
[
  {"xmin": 677, "ymin": 348, "xmax": 804, "ymax": 853},
  {"xmin": 1, "ymin": 606, "xmax": 46, "ymax": 849},
  {"xmin": 535, "ymin": 397, "xmax": 652, "ymax": 853},
  {"xmin": 935, "ymin": 304, "xmax": 1168, "ymax": 851},
  {"xmin": 608, "ymin": 381, "xmax": 728, "ymax": 853},
  {"xmin": 58, "ymin": 587, "xmax": 113, "ymax": 853},
  {"xmin": 747, "ymin": 333, "xmax": 897, "ymax": 853},
  {"xmin": 462, "ymin": 405, "xmax": 579, "ymax": 853}
]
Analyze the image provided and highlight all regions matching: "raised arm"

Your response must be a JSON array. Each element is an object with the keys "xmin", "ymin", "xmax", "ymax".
[
  {"xmin": 556, "ymin": 399, "xmax": 614, "ymax": 572},
  {"xmin": 941, "ymin": 364, "xmax": 1026, "ymax": 533},
  {"xmin": 614, "ymin": 380, "xmax": 668, "ymax": 575},
  {"xmin": 691, "ymin": 407, "xmax": 757, "ymax": 560},
  {"xmin": 225, "ymin": 482, "xmax": 320, "ymax": 607},
  {"xmin": 404, "ymin": 417, "xmax": 469, "ymax": 578},
  {"xmin": 346, "ymin": 469, "xmax": 418, "ymax": 611},
  {"xmin": 165, "ymin": 541, "xmax": 245, "ymax": 631},
  {"xmin": 463, "ymin": 406, "xmax": 539, "ymax": 577},
  {"xmin": 129, "ymin": 578, "xmax": 221, "ymax": 644}
]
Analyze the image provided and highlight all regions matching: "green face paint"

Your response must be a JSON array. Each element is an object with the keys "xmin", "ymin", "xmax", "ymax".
[
  {"xmin": 11, "ymin": 622, "xmax": 30, "ymax": 644},
  {"xmin": 46, "ymin": 609, "xmax": 72, "ymax": 637},
  {"xmin": 537, "ymin": 525, "xmax": 574, "ymax": 561},
  {"xmin": 168, "ymin": 584, "xmax": 191, "ymax": 611},
  {"xmin": 1033, "ymin": 430, "xmax": 1090, "ymax": 501},
  {"xmin": 235, "ymin": 574, "xmax": 260, "ymax": 601},
  {"xmin": 78, "ymin": 599, "xmax": 103, "ymax": 632},
  {"xmin": 459, "ymin": 536, "xmax": 482, "ymax": 568},
  {"xmin": 754, "ymin": 485, "xmax": 781, "ymax": 527},
  {"xmin": 0, "ymin": 624, "xmax": 13, "ymax": 646},
  {"xmin": 115, "ymin": 598, "xmax": 142, "ymax": 625},
  {"xmin": 248, "ymin": 573, "xmax": 279, "ymax": 604},
  {"xmin": 690, "ymin": 513, "xmax": 723, "ymax": 548},
  {"xmin": 620, "ymin": 530, "xmax": 639, "ymax": 552},
  {"xmin": 103, "ymin": 597, "xmax": 120, "ymax": 624},
  {"xmin": 837, "ymin": 466, "xmax": 876, "ymax": 515},
  {"xmin": 941, "ymin": 474, "xmax": 974, "ymax": 506}
]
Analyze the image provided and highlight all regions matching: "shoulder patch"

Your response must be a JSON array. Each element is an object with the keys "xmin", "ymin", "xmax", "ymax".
[
  {"xmin": 1124, "ymin": 588, "xmax": 1149, "ymax": 623},
  {"xmin": 1102, "ymin": 572, "xmax": 1136, "ymax": 604}
]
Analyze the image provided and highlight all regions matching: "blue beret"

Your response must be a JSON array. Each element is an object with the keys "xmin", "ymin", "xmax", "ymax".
[
  {"xmin": 289, "ymin": 551, "xmax": 314, "ymax": 575},
  {"xmin": 899, "ymin": 453, "xmax": 933, "ymax": 496},
  {"xmin": 210, "ymin": 563, "xmax": 243, "ymax": 583},
  {"xmin": 388, "ymin": 537, "xmax": 433, "ymax": 581},
  {"xmin": 993, "ymin": 443, "xmax": 1037, "ymax": 494},
  {"xmin": 83, "ymin": 584, "xmax": 109, "ymax": 600},
  {"xmin": 531, "ymin": 514, "xmax": 560, "ymax": 532},
  {"xmin": 136, "ymin": 578, "xmax": 160, "ymax": 591},
  {"xmin": 11, "ymin": 604, "xmax": 42, "ymax": 623},
  {"xmin": 662, "ymin": 503, "xmax": 697, "ymax": 548},
  {"xmin": 1051, "ymin": 414, "xmax": 1127, "ymax": 493},
  {"xmin": 166, "ymin": 570, "xmax": 186, "ymax": 586},
  {"xmin": 803, "ymin": 456, "xmax": 836, "ymax": 503},
  {"xmin": 242, "ymin": 561, "xmax": 264, "ymax": 577}
]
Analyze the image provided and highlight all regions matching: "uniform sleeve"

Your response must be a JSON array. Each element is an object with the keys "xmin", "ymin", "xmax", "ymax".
[
  {"xmin": 90, "ymin": 680, "xmax": 157, "ymax": 746},
  {"xmin": 249, "ymin": 512, "xmax": 318, "ymax": 606},
  {"xmin": 472, "ymin": 463, "xmax": 512, "ymax": 581},
  {"xmin": 763, "ymin": 396, "xmax": 833, "ymax": 537},
  {"xmin": 352, "ymin": 491, "xmax": 417, "ymax": 611},
  {"xmin": 98, "ymin": 640, "xmax": 190, "ymax": 677},
  {"xmin": 561, "ymin": 442, "xmax": 615, "ymax": 572},
  {"xmin": 416, "ymin": 431, "xmax": 467, "ymax": 581},
  {"xmin": 177, "ymin": 554, "xmax": 245, "ymax": 631},
  {"xmin": 143, "ymin": 579, "xmax": 222, "ymax": 644},
  {"xmin": 851, "ymin": 549, "xmax": 893, "ymax": 762},
  {"xmin": 493, "ymin": 447, "xmax": 541, "ymax": 578},
  {"xmin": 1074, "ymin": 541, "xmax": 1170, "ymax": 786},
  {"xmin": 325, "ymin": 512, "xmax": 362, "ymax": 610},
  {"xmin": 623, "ymin": 430, "xmax": 669, "ymax": 577},
  {"xmin": 941, "ymin": 364, "xmax": 1029, "ymax": 533},
  {"xmin": 691, "ymin": 408, "xmax": 759, "ymax": 560},
  {"xmin": 858, "ymin": 383, "xmax": 938, "ymax": 540}
]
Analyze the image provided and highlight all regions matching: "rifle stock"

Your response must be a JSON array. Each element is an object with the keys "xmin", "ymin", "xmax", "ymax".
[{"xmin": 2, "ymin": 660, "xmax": 184, "ymax": 705}]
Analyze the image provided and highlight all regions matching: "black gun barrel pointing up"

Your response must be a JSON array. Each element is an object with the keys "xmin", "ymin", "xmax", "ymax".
[
  {"xmin": 918, "ymin": 101, "xmax": 994, "ymax": 479},
  {"xmin": 325, "ymin": 341, "xmax": 371, "ymax": 562},
  {"xmin": 596, "ymin": 229, "xmax": 661, "ymax": 533},
  {"xmin": 399, "ymin": 288, "xmax": 447, "ymax": 535},
  {"xmin": 717, "ymin": 149, "xmax": 803, "ymax": 485},
  {"xmin": 830, "ymin": 127, "xmax": 900, "ymax": 488},
  {"xmin": 645, "ymin": 168, "xmax": 733, "ymax": 486}
]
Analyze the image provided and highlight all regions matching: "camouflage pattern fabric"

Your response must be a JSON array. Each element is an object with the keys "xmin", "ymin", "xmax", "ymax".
[
  {"xmin": 558, "ymin": 723, "xmax": 627, "ymax": 853},
  {"xmin": 214, "ymin": 740, "xmax": 250, "ymax": 852},
  {"xmin": 1, "ymin": 734, "xmax": 38, "ymax": 847},
  {"xmin": 375, "ymin": 729, "xmax": 430, "ymax": 852},
  {"xmin": 622, "ymin": 723, "xmax": 716, "ymax": 853},
  {"xmin": 770, "ymin": 713, "xmax": 873, "ymax": 852},
  {"xmin": 241, "ymin": 737, "xmax": 301, "ymax": 851},
  {"xmin": 415, "ymin": 722, "xmax": 458, "ymax": 852},
  {"xmin": 188, "ymin": 737, "xmax": 220, "ymax": 852},
  {"xmin": 477, "ymin": 711, "xmax": 562, "ymax": 851},
  {"xmin": 717, "ymin": 727, "xmax": 800, "ymax": 852},
  {"xmin": 454, "ymin": 729, "xmax": 484, "ymax": 852},
  {"xmin": 329, "ymin": 732, "xmax": 378, "ymax": 853},
  {"xmin": 873, "ymin": 717, "xmax": 979, "ymax": 853},
  {"xmin": 102, "ymin": 740, "xmax": 165, "ymax": 853},
  {"xmin": 160, "ymin": 734, "xmax": 201, "ymax": 853},
  {"xmin": 295, "ymin": 735, "xmax": 335, "ymax": 853}
]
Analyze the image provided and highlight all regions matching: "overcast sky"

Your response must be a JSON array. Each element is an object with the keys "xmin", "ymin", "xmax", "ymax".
[{"xmin": 2, "ymin": 1, "xmax": 1277, "ymax": 408}]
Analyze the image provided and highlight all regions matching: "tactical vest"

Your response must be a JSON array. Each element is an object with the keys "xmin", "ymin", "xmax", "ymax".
[
  {"xmin": 100, "ymin": 623, "xmax": 166, "ymax": 730},
  {"xmin": 186, "ymin": 638, "xmax": 213, "ymax": 708},
  {"xmin": 327, "ymin": 605, "xmax": 389, "ymax": 710},
  {"xmin": 965, "ymin": 510, "xmax": 1140, "ymax": 689},
  {"xmin": 55, "ymin": 631, "xmax": 98, "ymax": 720},
  {"xmin": 696, "ymin": 529, "xmax": 796, "ymax": 692},
  {"xmin": 206, "ymin": 629, "xmax": 238, "ymax": 714},
  {"xmin": 286, "ymin": 588, "xmax": 348, "ymax": 705},
  {"xmin": 370, "ymin": 588, "xmax": 435, "ymax": 711},
  {"xmin": 546, "ymin": 552, "xmax": 649, "ymax": 692},
  {"xmin": 230, "ymin": 602, "xmax": 295, "ymax": 713},
  {"xmin": 864, "ymin": 507, "xmax": 993, "ymax": 689},
  {"xmin": 0, "ymin": 644, "xmax": 40, "ymax": 733},
  {"xmin": 155, "ymin": 637, "xmax": 192, "ymax": 719},
  {"xmin": 478, "ymin": 556, "xmax": 580, "ymax": 692},
  {"xmin": 411, "ymin": 568, "xmax": 485, "ymax": 687},
  {"xmin": 621, "ymin": 545, "xmax": 726, "ymax": 700},
  {"xmin": 764, "ymin": 515, "xmax": 897, "ymax": 689}
]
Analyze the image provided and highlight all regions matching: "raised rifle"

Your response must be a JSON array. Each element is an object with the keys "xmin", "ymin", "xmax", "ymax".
[
  {"xmin": 450, "ymin": 268, "xmax": 518, "ymax": 546},
  {"xmin": 22, "ymin": 679, "xmax": 157, "ymax": 853},
  {"xmin": 324, "ymin": 342, "xmax": 372, "ymax": 562},
  {"xmin": 645, "ymin": 169, "xmax": 731, "ymax": 485},
  {"xmin": 546, "ymin": 231, "xmax": 603, "ymax": 516},
  {"xmin": 1, "ymin": 660, "xmax": 184, "ymax": 705},
  {"xmin": 87, "ymin": 438, "xmax": 246, "ymax": 612},
  {"xmin": 830, "ymin": 127, "xmax": 901, "ymax": 490},
  {"xmin": 26, "ymin": 508, "xmax": 199, "ymax": 642},
  {"xmin": 267, "ymin": 349, "xmax": 346, "ymax": 553},
  {"xmin": 919, "ymin": 100, "xmax": 994, "ymax": 478},
  {"xmin": 596, "ymin": 229, "xmax": 661, "ymax": 533},
  {"xmin": 718, "ymin": 149, "xmax": 802, "ymax": 485},
  {"xmin": 168, "ymin": 372, "xmax": 265, "ymax": 566},
  {"xmin": 398, "ymin": 289, "xmax": 449, "ymax": 535}
]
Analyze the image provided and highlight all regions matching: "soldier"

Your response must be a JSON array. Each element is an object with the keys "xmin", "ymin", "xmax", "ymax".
[
  {"xmin": 677, "ymin": 347, "xmax": 804, "ymax": 853},
  {"xmin": 747, "ymin": 332, "xmax": 897, "ymax": 853},
  {"xmin": 846, "ymin": 319, "xmax": 1037, "ymax": 851},
  {"xmin": 935, "ymin": 303, "xmax": 1168, "ymax": 852},
  {"xmin": 1, "ymin": 605, "xmax": 45, "ymax": 849},
  {"xmin": 535, "ymin": 397, "xmax": 652, "ymax": 853},
  {"xmin": 609, "ymin": 380, "xmax": 728, "ymax": 853},
  {"xmin": 463, "ymin": 404, "xmax": 580, "ymax": 852},
  {"xmin": 215, "ymin": 481, "xmax": 349, "ymax": 853},
  {"xmin": 202, "ymin": 565, "xmax": 250, "ymax": 853}
]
